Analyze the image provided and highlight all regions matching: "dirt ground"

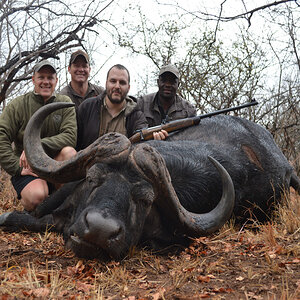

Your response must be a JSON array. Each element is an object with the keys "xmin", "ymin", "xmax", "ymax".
[{"xmin": 0, "ymin": 171, "xmax": 299, "ymax": 299}]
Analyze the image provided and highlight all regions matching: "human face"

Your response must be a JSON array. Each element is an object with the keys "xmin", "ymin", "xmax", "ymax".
[
  {"xmin": 32, "ymin": 66, "xmax": 58, "ymax": 102},
  {"xmin": 106, "ymin": 67, "xmax": 130, "ymax": 104},
  {"xmin": 68, "ymin": 56, "xmax": 90, "ymax": 84},
  {"xmin": 157, "ymin": 72, "xmax": 179, "ymax": 100}
]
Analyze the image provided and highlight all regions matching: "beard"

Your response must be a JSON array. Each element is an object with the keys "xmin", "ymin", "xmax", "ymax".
[
  {"xmin": 106, "ymin": 90, "xmax": 127, "ymax": 104},
  {"xmin": 108, "ymin": 96, "xmax": 124, "ymax": 104}
]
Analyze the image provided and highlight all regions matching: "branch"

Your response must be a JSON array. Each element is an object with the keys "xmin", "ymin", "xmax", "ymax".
[
  {"xmin": 0, "ymin": 0, "xmax": 116, "ymax": 104},
  {"xmin": 156, "ymin": 0, "xmax": 296, "ymax": 23}
]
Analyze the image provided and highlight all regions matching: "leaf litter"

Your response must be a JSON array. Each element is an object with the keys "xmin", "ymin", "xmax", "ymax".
[{"xmin": 0, "ymin": 170, "xmax": 299, "ymax": 299}]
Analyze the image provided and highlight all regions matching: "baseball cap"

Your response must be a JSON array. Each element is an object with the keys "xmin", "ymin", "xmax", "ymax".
[
  {"xmin": 33, "ymin": 60, "xmax": 56, "ymax": 73},
  {"xmin": 69, "ymin": 50, "xmax": 90, "ymax": 65},
  {"xmin": 159, "ymin": 64, "xmax": 179, "ymax": 79}
]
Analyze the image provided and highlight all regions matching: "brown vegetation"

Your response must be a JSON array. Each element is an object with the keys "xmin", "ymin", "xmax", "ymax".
[{"xmin": 0, "ymin": 169, "xmax": 299, "ymax": 299}]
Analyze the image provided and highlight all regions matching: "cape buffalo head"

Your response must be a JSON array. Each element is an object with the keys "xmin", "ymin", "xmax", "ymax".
[{"xmin": 19, "ymin": 102, "xmax": 235, "ymax": 259}]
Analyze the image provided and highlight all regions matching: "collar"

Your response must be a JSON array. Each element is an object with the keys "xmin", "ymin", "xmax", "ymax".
[
  {"xmin": 32, "ymin": 91, "xmax": 56, "ymax": 104},
  {"xmin": 103, "ymin": 95, "xmax": 137, "ymax": 117},
  {"xmin": 68, "ymin": 81, "xmax": 94, "ymax": 98}
]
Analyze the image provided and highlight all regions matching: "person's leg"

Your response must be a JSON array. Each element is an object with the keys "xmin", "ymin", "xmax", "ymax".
[
  {"xmin": 54, "ymin": 146, "xmax": 77, "ymax": 189},
  {"xmin": 11, "ymin": 175, "xmax": 49, "ymax": 212},
  {"xmin": 55, "ymin": 146, "xmax": 76, "ymax": 161},
  {"xmin": 20, "ymin": 179, "xmax": 49, "ymax": 211},
  {"xmin": 11, "ymin": 147, "xmax": 76, "ymax": 211}
]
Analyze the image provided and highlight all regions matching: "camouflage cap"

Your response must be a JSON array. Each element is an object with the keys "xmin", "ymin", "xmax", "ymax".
[
  {"xmin": 159, "ymin": 64, "xmax": 179, "ymax": 79},
  {"xmin": 33, "ymin": 60, "xmax": 56, "ymax": 73},
  {"xmin": 69, "ymin": 49, "xmax": 90, "ymax": 65}
]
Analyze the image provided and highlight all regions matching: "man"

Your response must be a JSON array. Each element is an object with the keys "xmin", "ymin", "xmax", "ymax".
[
  {"xmin": 60, "ymin": 49, "xmax": 104, "ymax": 108},
  {"xmin": 77, "ymin": 64, "xmax": 167, "ymax": 150},
  {"xmin": 0, "ymin": 60, "xmax": 77, "ymax": 211},
  {"xmin": 137, "ymin": 64, "xmax": 197, "ymax": 127}
]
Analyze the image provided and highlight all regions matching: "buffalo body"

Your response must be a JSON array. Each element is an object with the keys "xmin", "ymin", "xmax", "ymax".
[{"xmin": 0, "ymin": 103, "xmax": 299, "ymax": 260}]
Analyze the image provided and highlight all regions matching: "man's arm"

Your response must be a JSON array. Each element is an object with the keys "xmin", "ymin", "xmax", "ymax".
[
  {"xmin": 126, "ymin": 108, "xmax": 148, "ymax": 138},
  {"xmin": 41, "ymin": 97, "xmax": 77, "ymax": 156},
  {"xmin": 0, "ymin": 101, "xmax": 22, "ymax": 176}
]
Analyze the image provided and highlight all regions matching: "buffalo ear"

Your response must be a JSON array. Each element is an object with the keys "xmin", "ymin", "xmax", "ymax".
[
  {"xmin": 129, "ymin": 144, "xmax": 235, "ymax": 237},
  {"xmin": 0, "ymin": 211, "xmax": 54, "ymax": 232}
]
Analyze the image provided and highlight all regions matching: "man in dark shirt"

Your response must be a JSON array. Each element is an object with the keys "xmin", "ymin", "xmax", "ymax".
[
  {"xmin": 138, "ymin": 64, "xmax": 197, "ymax": 127},
  {"xmin": 77, "ymin": 64, "xmax": 167, "ymax": 150},
  {"xmin": 60, "ymin": 49, "xmax": 104, "ymax": 109}
]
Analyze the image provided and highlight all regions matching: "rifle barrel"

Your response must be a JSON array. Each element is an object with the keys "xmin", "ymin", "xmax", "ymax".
[
  {"xmin": 129, "ymin": 100, "xmax": 258, "ymax": 143},
  {"xmin": 199, "ymin": 99, "xmax": 258, "ymax": 119}
]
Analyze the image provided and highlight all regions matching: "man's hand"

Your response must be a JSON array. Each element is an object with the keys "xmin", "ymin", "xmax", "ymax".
[
  {"xmin": 153, "ymin": 129, "xmax": 168, "ymax": 140},
  {"xmin": 19, "ymin": 151, "xmax": 38, "ymax": 177},
  {"xmin": 21, "ymin": 168, "xmax": 38, "ymax": 177},
  {"xmin": 19, "ymin": 150, "xmax": 31, "ymax": 170}
]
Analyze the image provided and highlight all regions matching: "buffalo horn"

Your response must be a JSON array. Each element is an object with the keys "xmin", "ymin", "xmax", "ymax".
[
  {"xmin": 23, "ymin": 102, "xmax": 131, "ymax": 183},
  {"xmin": 129, "ymin": 143, "xmax": 235, "ymax": 236}
]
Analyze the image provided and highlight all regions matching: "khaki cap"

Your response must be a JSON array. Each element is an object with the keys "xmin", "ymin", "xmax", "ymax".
[
  {"xmin": 34, "ymin": 60, "xmax": 56, "ymax": 73},
  {"xmin": 159, "ymin": 64, "xmax": 179, "ymax": 79},
  {"xmin": 69, "ymin": 50, "xmax": 90, "ymax": 65}
]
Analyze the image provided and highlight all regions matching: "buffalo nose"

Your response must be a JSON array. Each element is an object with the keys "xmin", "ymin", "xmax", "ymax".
[{"xmin": 84, "ymin": 211, "xmax": 122, "ymax": 246}]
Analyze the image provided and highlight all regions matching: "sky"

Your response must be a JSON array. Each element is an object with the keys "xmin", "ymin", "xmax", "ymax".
[
  {"xmin": 0, "ymin": 0, "xmax": 297, "ymax": 110},
  {"xmin": 55, "ymin": 0, "xmax": 297, "ymax": 97},
  {"xmin": 86, "ymin": 0, "xmax": 272, "ymax": 95}
]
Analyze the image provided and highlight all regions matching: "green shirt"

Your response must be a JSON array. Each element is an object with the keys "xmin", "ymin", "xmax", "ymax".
[{"xmin": 0, "ymin": 91, "xmax": 77, "ymax": 176}]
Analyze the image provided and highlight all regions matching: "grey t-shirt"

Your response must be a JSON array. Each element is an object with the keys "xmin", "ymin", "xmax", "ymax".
[{"xmin": 60, "ymin": 82, "xmax": 104, "ymax": 109}]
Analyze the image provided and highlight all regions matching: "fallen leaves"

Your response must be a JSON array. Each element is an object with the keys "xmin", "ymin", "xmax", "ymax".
[
  {"xmin": 197, "ymin": 275, "xmax": 210, "ymax": 283},
  {"xmin": 23, "ymin": 287, "xmax": 50, "ymax": 298},
  {"xmin": 0, "ymin": 170, "xmax": 300, "ymax": 299},
  {"xmin": 76, "ymin": 282, "xmax": 94, "ymax": 293},
  {"xmin": 235, "ymin": 276, "xmax": 244, "ymax": 281}
]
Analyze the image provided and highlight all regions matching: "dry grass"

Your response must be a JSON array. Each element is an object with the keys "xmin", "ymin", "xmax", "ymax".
[{"xmin": 0, "ymin": 168, "xmax": 299, "ymax": 299}]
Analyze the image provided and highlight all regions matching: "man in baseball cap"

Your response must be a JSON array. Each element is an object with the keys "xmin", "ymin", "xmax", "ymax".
[
  {"xmin": 32, "ymin": 59, "xmax": 57, "ymax": 101},
  {"xmin": 137, "ymin": 63, "xmax": 196, "ymax": 127},
  {"xmin": 60, "ymin": 49, "xmax": 104, "ymax": 109},
  {"xmin": 0, "ymin": 58, "xmax": 77, "ymax": 212}
]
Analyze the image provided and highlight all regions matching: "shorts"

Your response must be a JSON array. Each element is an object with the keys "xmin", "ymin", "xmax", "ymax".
[{"xmin": 11, "ymin": 175, "xmax": 55, "ymax": 199}]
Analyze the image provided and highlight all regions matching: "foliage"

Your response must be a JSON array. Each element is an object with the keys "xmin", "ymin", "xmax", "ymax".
[
  {"xmin": 0, "ymin": 170, "xmax": 299, "ymax": 299},
  {"xmin": 177, "ymin": 31, "xmax": 266, "ymax": 114}
]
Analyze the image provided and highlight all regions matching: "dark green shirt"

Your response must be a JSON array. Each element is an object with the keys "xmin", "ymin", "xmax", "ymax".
[{"xmin": 0, "ymin": 92, "xmax": 77, "ymax": 176}]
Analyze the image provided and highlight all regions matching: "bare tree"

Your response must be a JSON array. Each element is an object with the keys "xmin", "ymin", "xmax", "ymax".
[
  {"xmin": 118, "ymin": 8, "xmax": 266, "ymax": 113},
  {"xmin": 117, "ymin": 1, "xmax": 300, "ymax": 172},
  {"xmin": 0, "ymin": 0, "xmax": 115, "ymax": 107}
]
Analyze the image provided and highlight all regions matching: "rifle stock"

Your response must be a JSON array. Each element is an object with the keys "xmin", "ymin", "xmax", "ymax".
[
  {"xmin": 129, "ymin": 99, "xmax": 258, "ymax": 144},
  {"xmin": 129, "ymin": 116, "xmax": 200, "ymax": 143}
]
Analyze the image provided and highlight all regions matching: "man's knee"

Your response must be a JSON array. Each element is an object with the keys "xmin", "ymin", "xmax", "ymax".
[
  {"xmin": 20, "ymin": 179, "xmax": 49, "ymax": 211},
  {"xmin": 55, "ymin": 146, "xmax": 76, "ymax": 161}
]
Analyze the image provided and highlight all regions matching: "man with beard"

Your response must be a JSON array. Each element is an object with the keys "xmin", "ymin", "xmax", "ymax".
[
  {"xmin": 137, "ymin": 64, "xmax": 196, "ymax": 127},
  {"xmin": 60, "ymin": 50, "xmax": 104, "ymax": 109},
  {"xmin": 76, "ymin": 64, "xmax": 167, "ymax": 150}
]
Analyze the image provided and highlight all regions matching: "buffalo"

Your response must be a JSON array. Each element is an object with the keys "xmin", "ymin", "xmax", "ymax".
[{"xmin": 0, "ymin": 102, "xmax": 299, "ymax": 260}]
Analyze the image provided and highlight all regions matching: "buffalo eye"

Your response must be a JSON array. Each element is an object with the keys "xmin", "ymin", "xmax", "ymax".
[
  {"xmin": 131, "ymin": 182, "xmax": 154, "ymax": 207},
  {"xmin": 86, "ymin": 163, "xmax": 111, "ymax": 186}
]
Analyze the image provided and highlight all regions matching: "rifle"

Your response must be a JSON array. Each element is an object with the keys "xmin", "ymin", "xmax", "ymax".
[{"xmin": 129, "ymin": 99, "xmax": 258, "ymax": 144}]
